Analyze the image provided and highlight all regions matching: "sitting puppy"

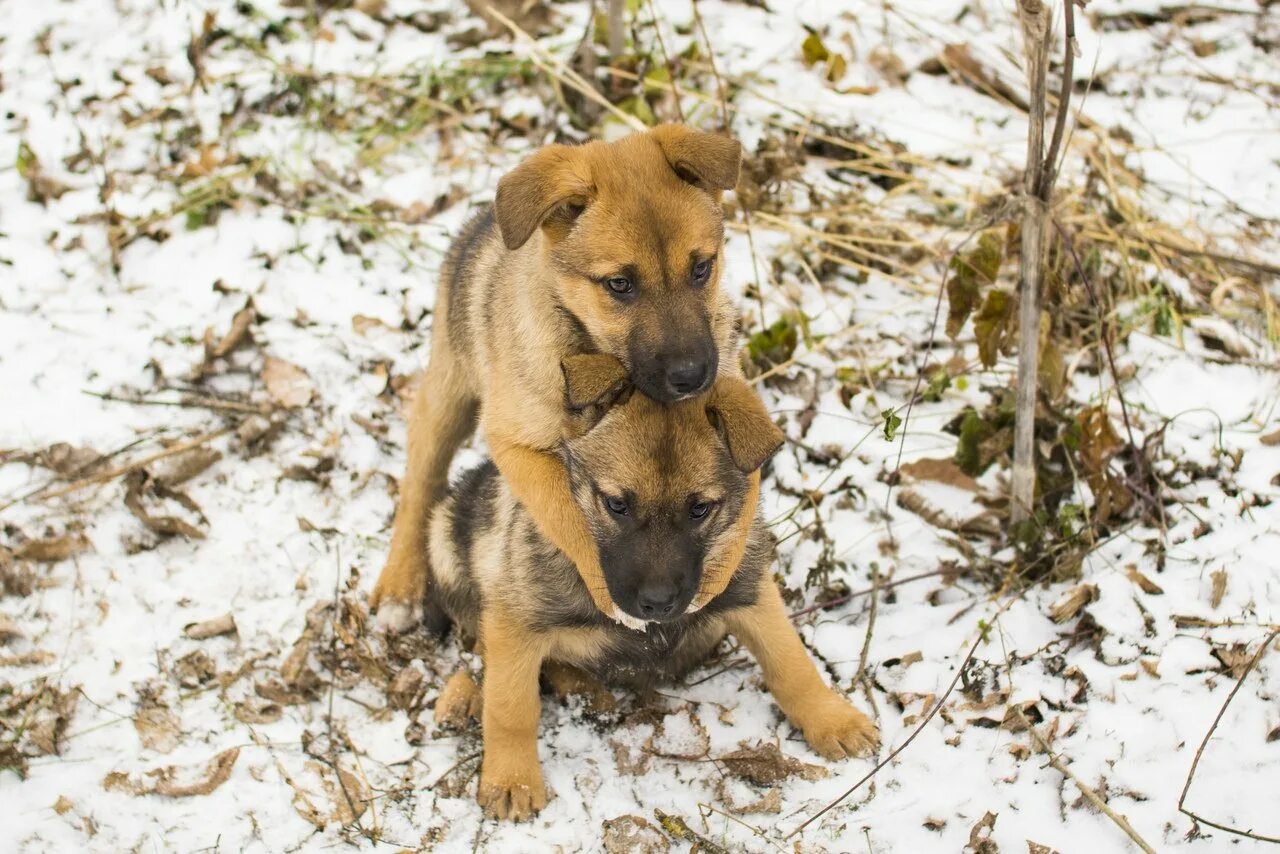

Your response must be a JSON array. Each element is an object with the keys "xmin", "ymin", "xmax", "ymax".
[{"xmin": 426, "ymin": 354, "xmax": 879, "ymax": 821}]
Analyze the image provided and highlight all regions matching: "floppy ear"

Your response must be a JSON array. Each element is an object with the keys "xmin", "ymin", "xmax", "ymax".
[
  {"xmin": 494, "ymin": 145, "xmax": 591, "ymax": 250},
  {"xmin": 561, "ymin": 354, "xmax": 634, "ymax": 437},
  {"xmin": 650, "ymin": 124, "xmax": 742, "ymax": 192},
  {"xmin": 706, "ymin": 378, "xmax": 784, "ymax": 473}
]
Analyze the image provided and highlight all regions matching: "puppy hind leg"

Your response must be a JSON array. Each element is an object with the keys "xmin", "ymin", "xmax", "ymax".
[
  {"xmin": 542, "ymin": 661, "xmax": 617, "ymax": 715},
  {"xmin": 434, "ymin": 668, "xmax": 483, "ymax": 730},
  {"xmin": 372, "ymin": 353, "xmax": 478, "ymax": 632}
]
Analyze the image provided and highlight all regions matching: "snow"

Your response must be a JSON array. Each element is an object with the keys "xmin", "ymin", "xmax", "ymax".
[{"xmin": 2, "ymin": 0, "xmax": 1279, "ymax": 852}]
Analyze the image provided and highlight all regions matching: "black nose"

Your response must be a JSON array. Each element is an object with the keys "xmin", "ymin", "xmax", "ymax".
[
  {"xmin": 637, "ymin": 580, "xmax": 679, "ymax": 619},
  {"xmin": 665, "ymin": 358, "xmax": 710, "ymax": 397}
]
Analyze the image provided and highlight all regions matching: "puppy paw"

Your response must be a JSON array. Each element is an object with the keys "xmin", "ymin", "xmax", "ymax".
[
  {"xmin": 477, "ymin": 761, "xmax": 547, "ymax": 822},
  {"xmin": 799, "ymin": 694, "xmax": 879, "ymax": 760},
  {"xmin": 434, "ymin": 669, "xmax": 482, "ymax": 730},
  {"xmin": 373, "ymin": 600, "xmax": 422, "ymax": 634},
  {"xmin": 370, "ymin": 557, "xmax": 426, "ymax": 633}
]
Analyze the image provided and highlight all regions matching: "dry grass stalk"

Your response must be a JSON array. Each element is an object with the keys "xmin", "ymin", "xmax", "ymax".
[
  {"xmin": 1019, "ymin": 712, "xmax": 1158, "ymax": 853},
  {"xmin": 1011, "ymin": 0, "xmax": 1053, "ymax": 525}
]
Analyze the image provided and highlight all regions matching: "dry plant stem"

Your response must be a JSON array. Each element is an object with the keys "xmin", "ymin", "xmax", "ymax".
[
  {"xmin": 645, "ymin": 0, "xmax": 686, "ymax": 123},
  {"xmin": 486, "ymin": 7, "xmax": 645, "ymax": 132},
  {"xmin": 1177, "ymin": 629, "xmax": 1280, "ymax": 844},
  {"xmin": 1012, "ymin": 0, "xmax": 1051, "ymax": 525},
  {"xmin": 786, "ymin": 633, "xmax": 984, "ymax": 839},
  {"xmin": 7, "ymin": 426, "xmax": 234, "ymax": 507},
  {"xmin": 788, "ymin": 568, "xmax": 953, "ymax": 620},
  {"xmin": 1020, "ymin": 714, "xmax": 1158, "ymax": 853},
  {"xmin": 607, "ymin": 0, "xmax": 624, "ymax": 58}
]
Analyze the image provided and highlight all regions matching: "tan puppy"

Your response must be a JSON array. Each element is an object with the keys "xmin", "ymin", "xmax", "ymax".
[
  {"xmin": 371, "ymin": 126, "xmax": 746, "ymax": 631},
  {"xmin": 425, "ymin": 356, "xmax": 880, "ymax": 821}
]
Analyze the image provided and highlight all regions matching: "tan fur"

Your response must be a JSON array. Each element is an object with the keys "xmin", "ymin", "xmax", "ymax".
[
  {"xmin": 425, "ymin": 367, "xmax": 877, "ymax": 822},
  {"xmin": 371, "ymin": 125, "xmax": 744, "ymax": 628},
  {"xmin": 725, "ymin": 582, "xmax": 879, "ymax": 759}
]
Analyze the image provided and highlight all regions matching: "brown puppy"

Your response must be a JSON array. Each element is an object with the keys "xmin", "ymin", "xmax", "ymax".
[
  {"xmin": 426, "ymin": 356, "xmax": 879, "ymax": 821},
  {"xmin": 371, "ymin": 126, "xmax": 745, "ymax": 631}
]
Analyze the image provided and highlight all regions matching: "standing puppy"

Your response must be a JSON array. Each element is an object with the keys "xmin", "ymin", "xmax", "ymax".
[
  {"xmin": 371, "ymin": 126, "xmax": 746, "ymax": 630},
  {"xmin": 428, "ymin": 356, "xmax": 880, "ymax": 821}
]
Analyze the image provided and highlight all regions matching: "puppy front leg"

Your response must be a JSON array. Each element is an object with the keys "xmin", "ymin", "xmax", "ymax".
[
  {"xmin": 478, "ymin": 612, "xmax": 548, "ymax": 821},
  {"xmin": 487, "ymin": 434, "xmax": 616, "ymax": 617},
  {"xmin": 727, "ymin": 583, "xmax": 879, "ymax": 760}
]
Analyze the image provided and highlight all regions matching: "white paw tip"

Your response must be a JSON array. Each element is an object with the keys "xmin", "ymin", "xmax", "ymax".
[{"xmin": 375, "ymin": 601, "xmax": 422, "ymax": 633}]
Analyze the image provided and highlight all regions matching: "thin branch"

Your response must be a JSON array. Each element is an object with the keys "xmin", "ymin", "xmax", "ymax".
[
  {"xmin": 788, "ymin": 568, "xmax": 955, "ymax": 620},
  {"xmin": 19, "ymin": 427, "xmax": 234, "ymax": 505},
  {"xmin": 1020, "ymin": 712, "xmax": 1158, "ymax": 853},
  {"xmin": 786, "ymin": 633, "xmax": 984, "ymax": 838},
  {"xmin": 1177, "ymin": 629, "xmax": 1280, "ymax": 844},
  {"xmin": 1039, "ymin": 0, "xmax": 1079, "ymax": 198}
]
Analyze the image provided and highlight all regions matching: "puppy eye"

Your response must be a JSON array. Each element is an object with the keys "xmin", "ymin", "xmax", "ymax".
[
  {"xmin": 690, "ymin": 500, "xmax": 714, "ymax": 520},
  {"xmin": 691, "ymin": 258, "xmax": 713, "ymax": 286},
  {"xmin": 605, "ymin": 276, "xmax": 633, "ymax": 296},
  {"xmin": 605, "ymin": 496, "xmax": 629, "ymax": 516}
]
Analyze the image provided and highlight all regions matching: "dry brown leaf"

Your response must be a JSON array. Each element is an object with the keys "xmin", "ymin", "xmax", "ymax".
[
  {"xmin": 1261, "ymin": 429, "xmax": 1280, "ymax": 447},
  {"xmin": 602, "ymin": 814, "xmax": 670, "ymax": 853},
  {"xmin": 27, "ymin": 686, "xmax": 79, "ymax": 756},
  {"xmin": 897, "ymin": 486, "xmax": 1001, "ymax": 536},
  {"xmin": 151, "ymin": 447, "xmax": 222, "ymax": 488},
  {"xmin": 351, "ymin": 314, "xmax": 390, "ymax": 335},
  {"xmin": 965, "ymin": 810, "xmax": 999, "ymax": 854},
  {"xmin": 184, "ymin": 613, "xmax": 237, "ymax": 640},
  {"xmin": 36, "ymin": 443, "xmax": 102, "ymax": 477},
  {"xmin": 0, "ymin": 614, "xmax": 22, "ymax": 644},
  {"xmin": 131, "ymin": 742, "xmax": 240, "ymax": 798},
  {"xmin": 204, "ymin": 299, "xmax": 255, "ymax": 362},
  {"xmin": 173, "ymin": 650, "xmax": 217, "ymax": 688},
  {"xmin": 292, "ymin": 760, "xmax": 369, "ymax": 828},
  {"xmin": 648, "ymin": 707, "xmax": 709, "ymax": 759},
  {"xmin": 134, "ymin": 695, "xmax": 181, "ymax": 754},
  {"xmin": 900, "ymin": 457, "xmax": 980, "ymax": 491},
  {"xmin": 1209, "ymin": 568, "xmax": 1228, "ymax": 608},
  {"xmin": 14, "ymin": 533, "xmax": 91, "ymax": 563},
  {"xmin": 233, "ymin": 698, "xmax": 283, "ymax": 725},
  {"xmin": 262, "ymin": 357, "xmax": 314, "ymax": 409},
  {"xmin": 123, "ymin": 471, "xmax": 206, "ymax": 540},
  {"xmin": 1125, "ymin": 566, "xmax": 1164, "ymax": 595},
  {"xmin": 1212, "ymin": 644, "xmax": 1253, "ymax": 680},
  {"xmin": 717, "ymin": 742, "xmax": 829, "ymax": 785},
  {"xmin": 1049, "ymin": 583, "xmax": 1097, "ymax": 624}
]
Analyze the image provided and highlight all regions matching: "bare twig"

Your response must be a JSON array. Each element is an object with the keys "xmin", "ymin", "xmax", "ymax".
[
  {"xmin": 788, "ymin": 568, "xmax": 954, "ymax": 620},
  {"xmin": 1177, "ymin": 629, "xmax": 1280, "ymax": 844},
  {"xmin": 786, "ymin": 632, "xmax": 985, "ymax": 838},
  {"xmin": 87, "ymin": 389, "xmax": 272, "ymax": 416},
  {"xmin": 7, "ymin": 427, "xmax": 233, "ymax": 507},
  {"xmin": 644, "ymin": 0, "xmax": 686, "ymax": 123},
  {"xmin": 1020, "ymin": 713, "xmax": 1158, "ymax": 853}
]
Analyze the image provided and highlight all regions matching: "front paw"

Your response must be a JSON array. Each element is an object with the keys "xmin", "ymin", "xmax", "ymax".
[
  {"xmin": 477, "ymin": 757, "xmax": 547, "ymax": 821},
  {"xmin": 369, "ymin": 554, "xmax": 426, "ymax": 633},
  {"xmin": 799, "ymin": 693, "xmax": 879, "ymax": 760}
]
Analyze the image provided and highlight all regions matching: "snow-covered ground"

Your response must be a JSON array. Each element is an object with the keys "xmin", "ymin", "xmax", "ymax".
[{"xmin": 2, "ymin": 1, "xmax": 1278, "ymax": 851}]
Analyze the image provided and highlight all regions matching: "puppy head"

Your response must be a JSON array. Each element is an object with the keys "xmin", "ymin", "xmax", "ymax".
[
  {"xmin": 496, "ymin": 125, "xmax": 742, "ymax": 404},
  {"xmin": 559, "ymin": 354, "xmax": 782, "ymax": 625}
]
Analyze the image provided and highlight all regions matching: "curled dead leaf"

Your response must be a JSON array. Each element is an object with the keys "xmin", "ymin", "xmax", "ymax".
[
  {"xmin": 602, "ymin": 814, "xmax": 670, "ymax": 853},
  {"xmin": 14, "ymin": 533, "xmax": 91, "ymax": 563},
  {"xmin": 718, "ymin": 741, "xmax": 828, "ymax": 785},
  {"xmin": 262, "ymin": 357, "xmax": 314, "ymax": 409},
  {"xmin": 1048, "ymin": 583, "xmax": 1097, "ymax": 624},
  {"xmin": 183, "ymin": 613, "xmax": 237, "ymax": 640},
  {"xmin": 104, "ymin": 747, "xmax": 240, "ymax": 798}
]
